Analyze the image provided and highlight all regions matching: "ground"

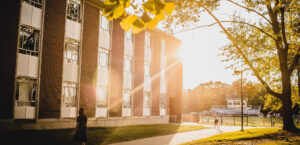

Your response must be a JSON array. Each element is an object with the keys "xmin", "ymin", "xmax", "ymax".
[
  {"xmin": 0, "ymin": 124, "xmax": 206, "ymax": 145},
  {"xmin": 181, "ymin": 128, "xmax": 300, "ymax": 145},
  {"xmin": 197, "ymin": 116, "xmax": 285, "ymax": 127}
]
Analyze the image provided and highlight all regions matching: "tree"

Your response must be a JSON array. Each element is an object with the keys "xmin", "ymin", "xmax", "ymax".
[
  {"xmin": 87, "ymin": 0, "xmax": 175, "ymax": 33},
  {"xmin": 183, "ymin": 81, "xmax": 228, "ymax": 112},
  {"xmin": 165, "ymin": 0, "xmax": 299, "ymax": 132},
  {"xmin": 88, "ymin": 0, "xmax": 299, "ymax": 132}
]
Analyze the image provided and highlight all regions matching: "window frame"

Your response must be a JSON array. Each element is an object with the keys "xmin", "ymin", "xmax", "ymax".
[
  {"xmin": 96, "ymin": 86, "xmax": 107, "ymax": 108},
  {"xmin": 122, "ymin": 30, "xmax": 135, "ymax": 108},
  {"xmin": 15, "ymin": 77, "xmax": 38, "ymax": 107},
  {"xmin": 62, "ymin": 82, "xmax": 77, "ymax": 107},
  {"xmin": 19, "ymin": 25, "xmax": 40, "ymax": 56},
  {"xmin": 64, "ymin": 39, "xmax": 79, "ymax": 64},
  {"xmin": 24, "ymin": 0, "xmax": 43, "ymax": 8},
  {"xmin": 66, "ymin": 0, "xmax": 81, "ymax": 22}
]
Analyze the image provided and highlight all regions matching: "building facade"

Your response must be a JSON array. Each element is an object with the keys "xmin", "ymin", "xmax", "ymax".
[{"xmin": 0, "ymin": 0, "xmax": 182, "ymax": 130}]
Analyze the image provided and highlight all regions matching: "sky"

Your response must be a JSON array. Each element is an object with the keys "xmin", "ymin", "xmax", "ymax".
[{"xmin": 169, "ymin": 1, "xmax": 259, "ymax": 89}]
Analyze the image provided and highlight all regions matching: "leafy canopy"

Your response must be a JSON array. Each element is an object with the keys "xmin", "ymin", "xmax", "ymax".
[{"xmin": 100, "ymin": 0, "xmax": 175, "ymax": 33}]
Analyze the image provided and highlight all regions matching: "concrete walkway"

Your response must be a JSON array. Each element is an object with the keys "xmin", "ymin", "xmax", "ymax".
[{"xmin": 109, "ymin": 124, "xmax": 260, "ymax": 145}]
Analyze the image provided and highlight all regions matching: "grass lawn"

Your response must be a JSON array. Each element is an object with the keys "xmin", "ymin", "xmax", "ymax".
[
  {"xmin": 198, "ymin": 116, "xmax": 287, "ymax": 127},
  {"xmin": 0, "ymin": 124, "xmax": 207, "ymax": 145},
  {"xmin": 181, "ymin": 128, "xmax": 300, "ymax": 145}
]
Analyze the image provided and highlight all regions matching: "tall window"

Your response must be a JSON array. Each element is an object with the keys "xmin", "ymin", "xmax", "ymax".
[
  {"xmin": 97, "ymin": 48, "xmax": 109, "ymax": 108},
  {"xmin": 160, "ymin": 40, "xmax": 167, "ymax": 110},
  {"xmin": 99, "ymin": 12, "xmax": 111, "ymax": 49},
  {"xmin": 62, "ymin": 82, "xmax": 77, "ymax": 107},
  {"xmin": 123, "ymin": 30, "xmax": 134, "ymax": 108},
  {"xmin": 63, "ymin": 39, "xmax": 79, "ymax": 108},
  {"xmin": 15, "ymin": 78, "xmax": 37, "ymax": 107},
  {"xmin": 144, "ymin": 32, "xmax": 151, "ymax": 109},
  {"xmin": 97, "ymin": 12, "xmax": 111, "ymax": 108},
  {"xmin": 64, "ymin": 40, "xmax": 79, "ymax": 64},
  {"xmin": 67, "ymin": 0, "xmax": 81, "ymax": 22},
  {"xmin": 19, "ymin": 25, "xmax": 40, "ymax": 56}
]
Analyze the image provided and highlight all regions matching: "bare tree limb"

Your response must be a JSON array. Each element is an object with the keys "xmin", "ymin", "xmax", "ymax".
[
  {"xmin": 226, "ymin": 0, "xmax": 272, "ymax": 24},
  {"xmin": 171, "ymin": 21, "xmax": 276, "ymax": 40},
  {"xmin": 202, "ymin": 6, "xmax": 282, "ymax": 99}
]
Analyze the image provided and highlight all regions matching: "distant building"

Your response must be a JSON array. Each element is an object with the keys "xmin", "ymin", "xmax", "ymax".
[
  {"xmin": 226, "ymin": 97, "xmax": 248, "ymax": 108},
  {"xmin": 210, "ymin": 94, "xmax": 261, "ymax": 116},
  {"xmin": 0, "ymin": 0, "xmax": 182, "ymax": 130}
]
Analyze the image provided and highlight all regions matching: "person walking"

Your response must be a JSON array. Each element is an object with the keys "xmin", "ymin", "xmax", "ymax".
[
  {"xmin": 73, "ymin": 108, "xmax": 87, "ymax": 145},
  {"xmin": 214, "ymin": 113, "xmax": 219, "ymax": 128}
]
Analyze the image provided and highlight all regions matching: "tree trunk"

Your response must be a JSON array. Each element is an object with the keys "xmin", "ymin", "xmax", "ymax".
[
  {"xmin": 280, "ymin": 60, "xmax": 299, "ymax": 133},
  {"xmin": 281, "ymin": 93, "xmax": 299, "ymax": 133},
  {"xmin": 297, "ymin": 66, "xmax": 300, "ymax": 96}
]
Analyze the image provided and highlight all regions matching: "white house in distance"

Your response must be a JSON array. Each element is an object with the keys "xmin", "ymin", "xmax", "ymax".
[
  {"xmin": 210, "ymin": 93, "xmax": 261, "ymax": 116},
  {"xmin": 226, "ymin": 97, "xmax": 248, "ymax": 108}
]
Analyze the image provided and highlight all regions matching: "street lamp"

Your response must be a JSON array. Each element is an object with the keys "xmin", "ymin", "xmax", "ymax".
[{"xmin": 234, "ymin": 70, "xmax": 243, "ymax": 131}]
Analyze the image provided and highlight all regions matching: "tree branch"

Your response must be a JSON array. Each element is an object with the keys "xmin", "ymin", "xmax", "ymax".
[
  {"xmin": 202, "ymin": 6, "xmax": 282, "ymax": 100},
  {"xmin": 280, "ymin": 7, "xmax": 289, "ymax": 49},
  {"xmin": 171, "ymin": 21, "xmax": 276, "ymax": 40},
  {"xmin": 226, "ymin": 0, "xmax": 272, "ymax": 24},
  {"xmin": 288, "ymin": 53, "xmax": 300, "ymax": 75}
]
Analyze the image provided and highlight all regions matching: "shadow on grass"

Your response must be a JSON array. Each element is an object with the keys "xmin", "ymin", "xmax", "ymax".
[{"xmin": 0, "ymin": 124, "xmax": 206, "ymax": 145}]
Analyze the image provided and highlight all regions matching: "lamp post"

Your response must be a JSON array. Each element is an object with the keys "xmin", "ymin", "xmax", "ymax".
[{"xmin": 234, "ymin": 70, "xmax": 243, "ymax": 131}]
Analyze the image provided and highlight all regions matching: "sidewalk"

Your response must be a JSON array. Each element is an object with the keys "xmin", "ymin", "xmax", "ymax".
[{"xmin": 109, "ymin": 124, "xmax": 259, "ymax": 145}]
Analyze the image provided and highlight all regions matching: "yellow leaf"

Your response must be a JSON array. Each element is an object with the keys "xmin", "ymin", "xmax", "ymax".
[
  {"xmin": 148, "ymin": 18, "xmax": 158, "ymax": 29},
  {"xmin": 155, "ymin": 11, "xmax": 165, "ymax": 20},
  {"xmin": 104, "ymin": 0, "xmax": 117, "ymax": 5},
  {"xmin": 120, "ymin": 15, "xmax": 137, "ymax": 31},
  {"xmin": 120, "ymin": 18, "xmax": 131, "ymax": 31},
  {"xmin": 164, "ymin": 2, "xmax": 175, "ymax": 15},
  {"xmin": 127, "ymin": 15, "xmax": 138, "ymax": 24},
  {"xmin": 125, "ymin": 1, "xmax": 130, "ymax": 8},
  {"xmin": 113, "ymin": 5, "xmax": 125, "ymax": 18},
  {"xmin": 132, "ymin": 25, "xmax": 143, "ymax": 34}
]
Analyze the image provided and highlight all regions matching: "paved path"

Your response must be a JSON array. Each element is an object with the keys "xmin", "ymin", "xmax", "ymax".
[{"xmin": 109, "ymin": 124, "xmax": 260, "ymax": 145}]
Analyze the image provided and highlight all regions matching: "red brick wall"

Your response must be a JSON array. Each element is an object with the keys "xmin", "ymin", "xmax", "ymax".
[
  {"xmin": 80, "ymin": 3, "xmax": 99, "ymax": 118},
  {"xmin": 151, "ymin": 33, "xmax": 161, "ymax": 116},
  {"xmin": 39, "ymin": 0, "xmax": 66, "ymax": 118},
  {"xmin": 133, "ymin": 31, "xmax": 145, "ymax": 116},
  {"xmin": 166, "ymin": 39, "xmax": 182, "ymax": 122},
  {"xmin": 109, "ymin": 19, "xmax": 124, "ymax": 117},
  {"xmin": 0, "ymin": 0, "xmax": 21, "ymax": 119}
]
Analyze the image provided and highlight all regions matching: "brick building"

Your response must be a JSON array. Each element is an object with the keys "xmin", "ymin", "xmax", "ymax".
[{"xmin": 0, "ymin": 0, "xmax": 182, "ymax": 130}]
